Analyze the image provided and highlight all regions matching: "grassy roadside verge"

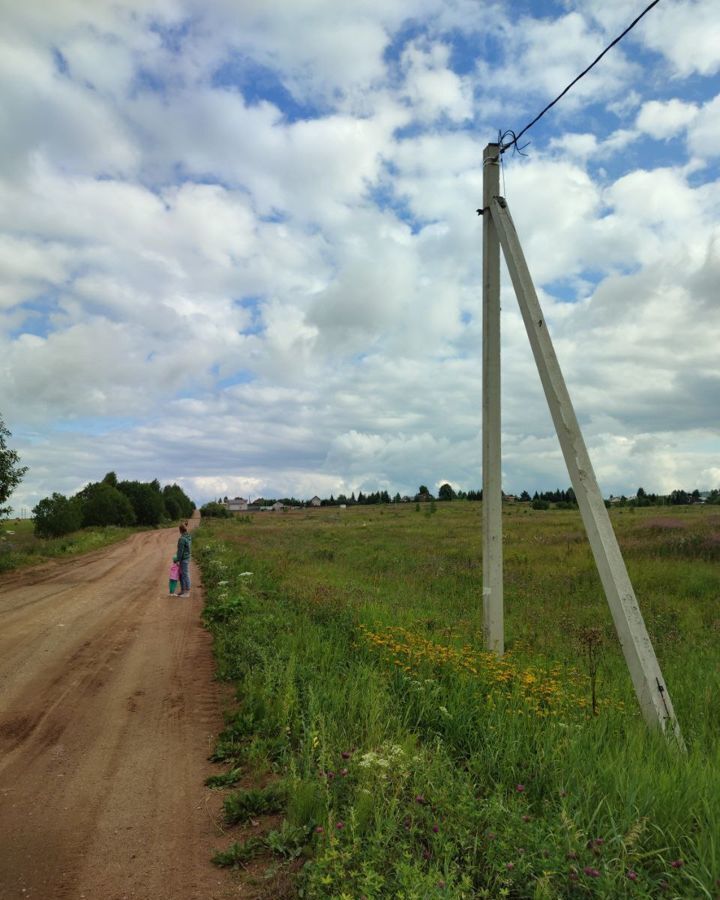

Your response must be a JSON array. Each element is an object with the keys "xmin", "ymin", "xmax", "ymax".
[
  {"xmin": 0, "ymin": 518, "xmax": 146, "ymax": 574},
  {"xmin": 196, "ymin": 506, "xmax": 719, "ymax": 898}
]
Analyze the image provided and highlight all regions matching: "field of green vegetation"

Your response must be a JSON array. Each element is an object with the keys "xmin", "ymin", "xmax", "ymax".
[
  {"xmin": 0, "ymin": 518, "xmax": 139, "ymax": 574},
  {"xmin": 196, "ymin": 502, "xmax": 720, "ymax": 898}
]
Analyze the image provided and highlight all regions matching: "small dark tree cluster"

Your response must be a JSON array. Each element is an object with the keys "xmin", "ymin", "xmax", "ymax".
[
  {"xmin": 530, "ymin": 487, "xmax": 577, "ymax": 506},
  {"xmin": 33, "ymin": 473, "xmax": 194, "ymax": 538}
]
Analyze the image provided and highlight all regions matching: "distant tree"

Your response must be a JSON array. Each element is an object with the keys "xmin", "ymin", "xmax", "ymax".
[
  {"xmin": 118, "ymin": 480, "xmax": 165, "ymax": 526},
  {"xmin": 102, "ymin": 471, "xmax": 118, "ymax": 487},
  {"xmin": 393, "ymin": 492, "xmax": 401, "ymax": 503},
  {"xmin": 164, "ymin": 495, "xmax": 181, "ymax": 520},
  {"xmin": 415, "ymin": 485, "xmax": 433, "ymax": 501},
  {"xmin": 200, "ymin": 501, "xmax": 231, "ymax": 518},
  {"xmin": 438, "ymin": 483, "xmax": 456, "ymax": 501},
  {"xmin": 162, "ymin": 483, "xmax": 194, "ymax": 519},
  {"xmin": 636, "ymin": 486, "xmax": 646, "ymax": 498},
  {"xmin": 520, "ymin": 490, "xmax": 531, "ymax": 502},
  {"xmin": 33, "ymin": 493, "xmax": 83, "ymax": 538},
  {"xmin": 80, "ymin": 482, "xmax": 136, "ymax": 527},
  {"xmin": 669, "ymin": 489, "xmax": 689, "ymax": 506},
  {"xmin": 0, "ymin": 416, "xmax": 28, "ymax": 519},
  {"xmin": 532, "ymin": 498, "xmax": 550, "ymax": 510}
]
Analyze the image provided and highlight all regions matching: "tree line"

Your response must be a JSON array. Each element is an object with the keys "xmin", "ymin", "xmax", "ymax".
[
  {"xmin": 33, "ymin": 472, "xmax": 195, "ymax": 537},
  {"xmin": 208, "ymin": 483, "xmax": 720, "ymax": 512}
]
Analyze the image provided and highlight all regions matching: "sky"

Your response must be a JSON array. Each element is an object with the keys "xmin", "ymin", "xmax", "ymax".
[{"xmin": 1, "ymin": 0, "xmax": 719, "ymax": 512}]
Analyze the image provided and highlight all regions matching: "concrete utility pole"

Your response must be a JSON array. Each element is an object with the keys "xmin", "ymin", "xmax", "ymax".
[
  {"xmin": 482, "ymin": 143, "xmax": 504, "ymax": 654},
  {"xmin": 486, "ymin": 179, "xmax": 683, "ymax": 744}
]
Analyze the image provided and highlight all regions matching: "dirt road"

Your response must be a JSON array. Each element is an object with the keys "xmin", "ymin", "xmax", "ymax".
[{"xmin": 0, "ymin": 520, "xmax": 237, "ymax": 900}]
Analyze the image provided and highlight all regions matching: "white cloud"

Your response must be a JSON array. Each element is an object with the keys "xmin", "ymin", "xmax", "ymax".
[
  {"xmin": 641, "ymin": 0, "xmax": 720, "ymax": 78},
  {"xmin": 686, "ymin": 94, "xmax": 720, "ymax": 159},
  {"xmin": 477, "ymin": 10, "xmax": 637, "ymax": 115},
  {"xmin": 401, "ymin": 41, "xmax": 473, "ymax": 123},
  {"xmin": 636, "ymin": 98, "xmax": 699, "ymax": 140},
  {"xmin": 2, "ymin": 0, "xmax": 720, "ymax": 515}
]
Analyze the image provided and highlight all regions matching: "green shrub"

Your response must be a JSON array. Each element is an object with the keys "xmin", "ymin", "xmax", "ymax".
[
  {"xmin": 201, "ymin": 501, "xmax": 232, "ymax": 518},
  {"xmin": 33, "ymin": 493, "xmax": 83, "ymax": 538}
]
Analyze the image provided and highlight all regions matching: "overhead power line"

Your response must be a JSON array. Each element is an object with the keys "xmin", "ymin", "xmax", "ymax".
[{"xmin": 499, "ymin": 0, "xmax": 663, "ymax": 155}]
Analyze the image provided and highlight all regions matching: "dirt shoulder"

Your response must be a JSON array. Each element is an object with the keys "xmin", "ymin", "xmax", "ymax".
[{"xmin": 0, "ymin": 518, "xmax": 238, "ymax": 900}]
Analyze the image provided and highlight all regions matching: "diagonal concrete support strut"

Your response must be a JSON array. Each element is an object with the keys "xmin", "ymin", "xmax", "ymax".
[{"xmin": 489, "ymin": 191, "xmax": 683, "ymax": 745}]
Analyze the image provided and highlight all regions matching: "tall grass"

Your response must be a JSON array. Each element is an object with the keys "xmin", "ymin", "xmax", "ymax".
[
  {"xmin": 197, "ymin": 503, "xmax": 720, "ymax": 897},
  {"xmin": 0, "ymin": 519, "xmax": 139, "ymax": 573}
]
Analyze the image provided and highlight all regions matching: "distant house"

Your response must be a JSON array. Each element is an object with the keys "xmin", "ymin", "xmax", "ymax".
[
  {"xmin": 271, "ymin": 501, "xmax": 285, "ymax": 512},
  {"xmin": 226, "ymin": 497, "xmax": 248, "ymax": 512},
  {"xmin": 310, "ymin": 496, "xmax": 322, "ymax": 507}
]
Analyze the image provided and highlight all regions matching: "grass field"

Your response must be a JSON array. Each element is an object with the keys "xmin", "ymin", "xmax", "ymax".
[
  {"xmin": 0, "ymin": 518, "xmax": 140, "ymax": 573},
  {"xmin": 196, "ymin": 502, "xmax": 720, "ymax": 898}
]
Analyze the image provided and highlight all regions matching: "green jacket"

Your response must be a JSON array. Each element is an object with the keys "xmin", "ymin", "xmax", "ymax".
[{"xmin": 177, "ymin": 533, "xmax": 192, "ymax": 562}]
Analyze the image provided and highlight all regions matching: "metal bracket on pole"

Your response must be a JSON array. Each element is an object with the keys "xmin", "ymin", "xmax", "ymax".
[
  {"xmin": 489, "ymin": 192, "xmax": 683, "ymax": 745},
  {"xmin": 482, "ymin": 144, "xmax": 504, "ymax": 654}
]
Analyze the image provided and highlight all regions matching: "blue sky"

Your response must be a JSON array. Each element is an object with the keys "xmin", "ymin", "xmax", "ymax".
[{"xmin": 1, "ymin": 0, "xmax": 719, "ymax": 510}]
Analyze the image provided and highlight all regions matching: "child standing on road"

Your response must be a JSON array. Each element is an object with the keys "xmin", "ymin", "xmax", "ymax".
[{"xmin": 168, "ymin": 554, "xmax": 180, "ymax": 596}]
